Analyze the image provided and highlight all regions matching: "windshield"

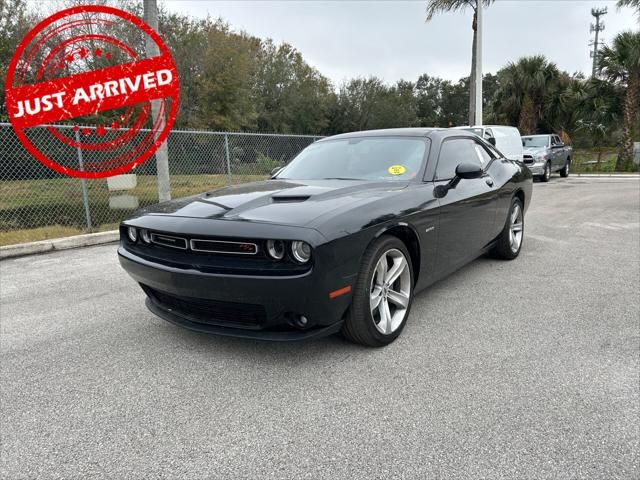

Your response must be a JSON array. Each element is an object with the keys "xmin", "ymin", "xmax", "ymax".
[
  {"xmin": 277, "ymin": 137, "xmax": 427, "ymax": 181},
  {"xmin": 522, "ymin": 136, "xmax": 549, "ymax": 148}
]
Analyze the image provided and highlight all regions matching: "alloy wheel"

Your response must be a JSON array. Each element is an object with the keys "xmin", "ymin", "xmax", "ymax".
[
  {"xmin": 370, "ymin": 248, "xmax": 411, "ymax": 335},
  {"xmin": 509, "ymin": 203, "xmax": 524, "ymax": 253}
]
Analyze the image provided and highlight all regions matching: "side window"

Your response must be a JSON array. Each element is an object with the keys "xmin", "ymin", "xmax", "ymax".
[
  {"xmin": 473, "ymin": 142, "xmax": 494, "ymax": 167},
  {"xmin": 435, "ymin": 139, "xmax": 480, "ymax": 180},
  {"xmin": 486, "ymin": 142, "xmax": 503, "ymax": 159},
  {"xmin": 551, "ymin": 136, "xmax": 558, "ymax": 146}
]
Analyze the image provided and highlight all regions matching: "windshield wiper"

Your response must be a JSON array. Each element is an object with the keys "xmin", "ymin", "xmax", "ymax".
[{"xmin": 321, "ymin": 177, "xmax": 362, "ymax": 181}]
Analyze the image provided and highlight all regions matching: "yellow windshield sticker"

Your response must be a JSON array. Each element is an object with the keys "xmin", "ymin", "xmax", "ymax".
[{"xmin": 388, "ymin": 165, "xmax": 406, "ymax": 175}]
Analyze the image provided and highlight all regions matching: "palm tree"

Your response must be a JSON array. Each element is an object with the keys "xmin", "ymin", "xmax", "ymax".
[
  {"xmin": 617, "ymin": 0, "xmax": 640, "ymax": 17},
  {"xmin": 425, "ymin": 0, "xmax": 494, "ymax": 126},
  {"xmin": 597, "ymin": 31, "xmax": 640, "ymax": 170},
  {"xmin": 491, "ymin": 56, "xmax": 560, "ymax": 135}
]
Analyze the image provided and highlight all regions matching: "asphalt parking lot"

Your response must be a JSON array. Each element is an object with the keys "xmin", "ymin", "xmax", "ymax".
[{"xmin": 1, "ymin": 176, "xmax": 639, "ymax": 479}]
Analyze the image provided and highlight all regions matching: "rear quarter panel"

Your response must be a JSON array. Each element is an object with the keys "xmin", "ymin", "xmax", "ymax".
[{"xmin": 490, "ymin": 158, "xmax": 533, "ymax": 230}]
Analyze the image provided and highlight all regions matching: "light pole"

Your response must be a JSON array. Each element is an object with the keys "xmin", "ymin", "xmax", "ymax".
[
  {"xmin": 143, "ymin": 0, "xmax": 171, "ymax": 202},
  {"xmin": 474, "ymin": 1, "xmax": 483, "ymax": 126}
]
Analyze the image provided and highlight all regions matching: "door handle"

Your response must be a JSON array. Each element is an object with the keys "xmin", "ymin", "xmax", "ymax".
[{"xmin": 485, "ymin": 177, "xmax": 494, "ymax": 187}]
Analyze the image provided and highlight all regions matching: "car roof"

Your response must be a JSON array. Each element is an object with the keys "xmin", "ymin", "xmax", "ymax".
[
  {"xmin": 319, "ymin": 127, "xmax": 476, "ymax": 142},
  {"xmin": 451, "ymin": 125, "xmax": 518, "ymax": 130},
  {"xmin": 522, "ymin": 134, "xmax": 552, "ymax": 137}
]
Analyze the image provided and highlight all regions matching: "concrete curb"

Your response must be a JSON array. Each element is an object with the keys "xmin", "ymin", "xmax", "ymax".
[
  {"xmin": 0, "ymin": 230, "xmax": 119, "ymax": 260},
  {"xmin": 574, "ymin": 173, "xmax": 640, "ymax": 178}
]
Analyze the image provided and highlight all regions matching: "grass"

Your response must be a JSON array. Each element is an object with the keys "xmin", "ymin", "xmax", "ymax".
[
  {"xmin": 571, "ymin": 148, "xmax": 639, "ymax": 173},
  {"xmin": 0, "ymin": 223, "xmax": 120, "ymax": 246},
  {"xmin": 572, "ymin": 148, "xmax": 617, "ymax": 173},
  {"xmin": 0, "ymin": 174, "xmax": 266, "ymax": 211},
  {"xmin": 0, "ymin": 174, "xmax": 267, "ymax": 246}
]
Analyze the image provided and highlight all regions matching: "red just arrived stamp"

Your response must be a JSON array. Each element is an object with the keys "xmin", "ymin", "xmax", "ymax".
[{"xmin": 5, "ymin": 5, "xmax": 180, "ymax": 178}]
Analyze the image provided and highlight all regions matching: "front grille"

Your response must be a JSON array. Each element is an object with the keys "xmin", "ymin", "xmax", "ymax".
[
  {"xmin": 142, "ymin": 285, "xmax": 266, "ymax": 329},
  {"xmin": 150, "ymin": 233, "xmax": 187, "ymax": 250},
  {"xmin": 523, "ymin": 155, "xmax": 534, "ymax": 164},
  {"xmin": 190, "ymin": 238, "xmax": 258, "ymax": 255}
]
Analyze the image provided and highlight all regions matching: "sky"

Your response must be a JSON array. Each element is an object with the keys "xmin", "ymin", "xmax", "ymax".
[{"xmin": 163, "ymin": 0, "xmax": 639, "ymax": 85}]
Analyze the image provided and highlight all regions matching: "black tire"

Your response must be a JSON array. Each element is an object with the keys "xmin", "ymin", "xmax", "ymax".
[
  {"xmin": 560, "ymin": 158, "xmax": 570, "ymax": 177},
  {"xmin": 342, "ymin": 235, "xmax": 414, "ymax": 347},
  {"xmin": 491, "ymin": 197, "xmax": 524, "ymax": 260},
  {"xmin": 539, "ymin": 161, "xmax": 551, "ymax": 182}
]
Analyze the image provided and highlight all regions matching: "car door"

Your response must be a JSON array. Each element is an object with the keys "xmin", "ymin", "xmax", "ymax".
[
  {"xmin": 556, "ymin": 135, "xmax": 567, "ymax": 168},
  {"xmin": 432, "ymin": 137, "xmax": 500, "ymax": 275},
  {"xmin": 551, "ymin": 135, "xmax": 563, "ymax": 170}
]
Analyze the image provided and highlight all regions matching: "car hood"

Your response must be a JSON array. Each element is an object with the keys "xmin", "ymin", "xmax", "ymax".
[{"xmin": 135, "ymin": 179, "xmax": 410, "ymax": 227}]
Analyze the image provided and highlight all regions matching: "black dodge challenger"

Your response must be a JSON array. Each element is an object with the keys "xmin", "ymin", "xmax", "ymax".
[{"xmin": 119, "ymin": 128, "xmax": 532, "ymax": 346}]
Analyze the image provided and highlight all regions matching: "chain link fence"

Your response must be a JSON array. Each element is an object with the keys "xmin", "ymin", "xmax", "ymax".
[{"xmin": 0, "ymin": 123, "xmax": 321, "ymax": 245}]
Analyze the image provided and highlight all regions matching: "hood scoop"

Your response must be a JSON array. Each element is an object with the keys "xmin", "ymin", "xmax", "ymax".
[{"xmin": 271, "ymin": 195, "xmax": 311, "ymax": 203}]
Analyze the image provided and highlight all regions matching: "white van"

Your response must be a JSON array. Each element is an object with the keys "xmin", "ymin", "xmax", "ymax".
[{"xmin": 452, "ymin": 125, "xmax": 524, "ymax": 162}]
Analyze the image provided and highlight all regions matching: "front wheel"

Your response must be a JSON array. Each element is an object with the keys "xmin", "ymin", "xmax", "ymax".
[
  {"xmin": 342, "ymin": 236, "xmax": 414, "ymax": 347},
  {"xmin": 539, "ymin": 162, "xmax": 551, "ymax": 182},
  {"xmin": 560, "ymin": 158, "xmax": 570, "ymax": 177},
  {"xmin": 491, "ymin": 197, "xmax": 525, "ymax": 260}
]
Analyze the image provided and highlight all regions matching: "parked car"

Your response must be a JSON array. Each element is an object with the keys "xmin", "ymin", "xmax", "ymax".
[
  {"xmin": 118, "ymin": 128, "xmax": 532, "ymax": 347},
  {"xmin": 522, "ymin": 134, "xmax": 572, "ymax": 181},
  {"xmin": 452, "ymin": 125, "xmax": 524, "ymax": 162}
]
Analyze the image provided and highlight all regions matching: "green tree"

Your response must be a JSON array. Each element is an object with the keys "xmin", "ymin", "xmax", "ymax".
[
  {"xmin": 199, "ymin": 22, "xmax": 261, "ymax": 131},
  {"xmin": 415, "ymin": 74, "xmax": 446, "ymax": 126},
  {"xmin": 159, "ymin": 14, "xmax": 212, "ymax": 128},
  {"xmin": 415, "ymin": 74, "xmax": 469, "ymax": 127},
  {"xmin": 545, "ymin": 72, "xmax": 587, "ymax": 140},
  {"xmin": 0, "ymin": 0, "xmax": 38, "ymax": 121},
  {"xmin": 254, "ymin": 40, "xmax": 332, "ymax": 134},
  {"xmin": 617, "ymin": 0, "xmax": 640, "ymax": 17},
  {"xmin": 597, "ymin": 31, "xmax": 640, "ymax": 170},
  {"xmin": 330, "ymin": 77, "xmax": 386, "ymax": 132},
  {"xmin": 367, "ymin": 80, "xmax": 418, "ymax": 129},
  {"xmin": 492, "ymin": 55, "xmax": 560, "ymax": 134},
  {"xmin": 425, "ymin": 0, "xmax": 494, "ymax": 125},
  {"xmin": 568, "ymin": 78, "xmax": 623, "ymax": 148}
]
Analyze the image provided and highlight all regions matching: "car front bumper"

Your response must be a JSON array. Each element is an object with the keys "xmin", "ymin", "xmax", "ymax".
[
  {"xmin": 525, "ymin": 160, "xmax": 546, "ymax": 176},
  {"xmin": 118, "ymin": 246, "xmax": 355, "ymax": 341}
]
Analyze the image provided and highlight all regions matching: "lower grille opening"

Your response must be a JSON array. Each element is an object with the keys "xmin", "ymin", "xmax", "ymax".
[{"xmin": 142, "ymin": 285, "xmax": 266, "ymax": 329}]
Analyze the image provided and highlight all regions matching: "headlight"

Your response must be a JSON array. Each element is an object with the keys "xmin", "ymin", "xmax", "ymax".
[
  {"xmin": 291, "ymin": 241, "xmax": 312, "ymax": 263},
  {"xmin": 127, "ymin": 226, "xmax": 137, "ymax": 242},
  {"xmin": 140, "ymin": 229, "xmax": 151, "ymax": 244},
  {"xmin": 535, "ymin": 152, "xmax": 548, "ymax": 160},
  {"xmin": 267, "ymin": 239, "xmax": 285, "ymax": 260}
]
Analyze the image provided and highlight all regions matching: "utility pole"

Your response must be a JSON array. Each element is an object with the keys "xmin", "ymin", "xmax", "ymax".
[
  {"xmin": 590, "ymin": 7, "xmax": 607, "ymax": 78},
  {"xmin": 474, "ymin": 0, "xmax": 483, "ymax": 126},
  {"xmin": 143, "ymin": 0, "xmax": 171, "ymax": 202}
]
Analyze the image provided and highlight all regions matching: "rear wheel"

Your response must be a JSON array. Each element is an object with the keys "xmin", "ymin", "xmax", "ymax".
[
  {"xmin": 492, "ymin": 197, "xmax": 524, "ymax": 260},
  {"xmin": 539, "ymin": 161, "xmax": 551, "ymax": 182},
  {"xmin": 342, "ymin": 236, "xmax": 413, "ymax": 347},
  {"xmin": 560, "ymin": 158, "xmax": 570, "ymax": 177}
]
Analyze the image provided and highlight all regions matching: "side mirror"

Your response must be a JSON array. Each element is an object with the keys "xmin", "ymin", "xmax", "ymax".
[
  {"xmin": 455, "ymin": 162, "xmax": 483, "ymax": 179},
  {"xmin": 270, "ymin": 167, "xmax": 283, "ymax": 178},
  {"xmin": 434, "ymin": 162, "xmax": 483, "ymax": 198},
  {"xmin": 488, "ymin": 137, "xmax": 496, "ymax": 146}
]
